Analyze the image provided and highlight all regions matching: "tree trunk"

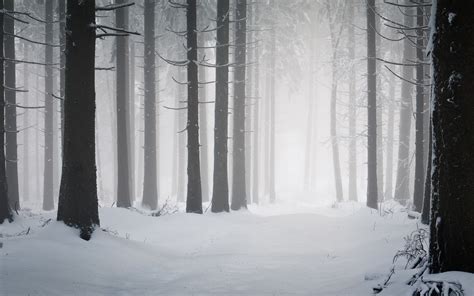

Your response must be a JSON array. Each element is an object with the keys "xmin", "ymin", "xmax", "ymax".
[
  {"xmin": 142, "ymin": 0, "xmax": 158, "ymax": 210},
  {"xmin": 198, "ymin": 45, "xmax": 209, "ymax": 203},
  {"xmin": 22, "ymin": 42, "xmax": 29, "ymax": 202},
  {"xmin": 348, "ymin": 2, "xmax": 357, "ymax": 202},
  {"xmin": 231, "ymin": 0, "xmax": 248, "ymax": 210},
  {"xmin": 268, "ymin": 12, "xmax": 276, "ymax": 203},
  {"xmin": 0, "ymin": 0, "xmax": 12, "ymax": 223},
  {"xmin": 421, "ymin": 123, "xmax": 431, "ymax": 225},
  {"xmin": 211, "ymin": 0, "xmax": 230, "ymax": 212},
  {"xmin": 4, "ymin": 0, "xmax": 18, "ymax": 210},
  {"xmin": 429, "ymin": 0, "xmax": 474, "ymax": 273},
  {"xmin": 412, "ymin": 5, "xmax": 425, "ymax": 213},
  {"xmin": 251, "ymin": 2, "xmax": 260, "ymax": 204},
  {"xmin": 177, "ymin": 67, "xmax": 186, "ymax": 203},
  {"xmin": 57, "ymin": 0, "xmax": 99, "ymax": 241},
  {"xmin": 43, "ymin": 0, "xmax": 55, "ymax": 211},
  {"xmin": 116, "ymin": 0, "xmax": 131, "ymax": 208},
  {"xmin": 186, "ymin": 0, "xmax": 202, "ymax": 214},
  {"xmin": 384, "ymin": 75, "xmax": 395, "ymax": 200},
  {"xmin": 130, "ymin": 40, "xmax": 136, "ymax": 202},
  {"xmin": 366, "ymin": 0, "xmax": 378, "ymax": 210}
]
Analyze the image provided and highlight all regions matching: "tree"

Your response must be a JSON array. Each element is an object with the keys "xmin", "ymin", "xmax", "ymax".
[
  {"xmin": 211, "ymin": 0, "xmax": 230, "ymax": 213},
  {"xmin": 0, "ymin": 0, "xmax": 12, "ymax": 224},
  {"xmin": 57, "ymin": 0, "xmax": 99, "ymax": 240},
  {"xmin": 185, "ymin": 0, "xmax": 202, "ymax": 214},
  {"xmin": 211, "ymin": 0, "xmax": 229, "ymax": 213},
  {"xmin": 429, "ymin": 0, "xmax": 474, "ymax": 273},
  {"xmin": 142, "ymin": 0, "xmax": 158, "ymax": 210},
  {"xmin": 231, "ymin": 0, "xmax": 248, "ymax": 210},
  {"xmin": 251, "ymin": 1, "xmax": 260, "ymax": 204},
  {"xmin": 4, "ymin": 0, "xmax": 19, "ymax": 210},
  {"xmin": 43, "ymin": 0, "xmax": 55, "ymax": 211},
  {"xmin": 116, "ymin": 0, "xmax": 132, "ymax": 208},
  {"xmin": 366, "ymin": 0, "xmax": 378, "ymax": 210}
]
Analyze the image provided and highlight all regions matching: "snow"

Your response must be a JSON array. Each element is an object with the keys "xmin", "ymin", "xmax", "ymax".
[{"xmin": 0, "ymin": 202, "xmax": 435, "ymax": 295}]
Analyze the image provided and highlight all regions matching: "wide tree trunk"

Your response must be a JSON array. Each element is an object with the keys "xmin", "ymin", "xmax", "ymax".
[
  {"xmin": 142, "ymin": 0, "xmax": 158, "ymax": 210},
  {"xmin": 0, "ymin": 0, "xmax": 12, "ymax": 223},
  {"xmin": 4, "ymin": 0, "xmax": 18, "ymax": 210},
  {"xmin": 231, "ymin": 0, "xmax": 248, "ymax": 210},
  {"xmin": 57, "ymin": 0, "xmax": 99, "ymax": 241},
  {"xmin": 211, "ymin": 0, "xmax": 230, "ymax": 213},
  {"xmin": 116, "ymin": 0, "xmax": 131, "ymax": 208},
  {"xmin": 412, "ymin": 5, "xmax": 425, "ymax": 213},
  {"xmin": 186, "ymin": 0, "xmax": 202, "ymax": 214},
  {"xmin": 366, "ymin": 0, "xmax": 378, "ymax": 210},
  {"xmin": 429, "ymin": 0, "xmax": 474, "ymax": 273}
]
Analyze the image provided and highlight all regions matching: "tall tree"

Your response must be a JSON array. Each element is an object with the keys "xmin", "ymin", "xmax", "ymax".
[
  {"xmin": 0, "ymin": 0, "xmax": 12, "ymax": 223},
  {"xmin": 116, "ymin": 0, "xmax": 132, "ymax": 208},
  {"xmin": 348, "ymin": 0, "xmax": 358, "ymax": 202},
  {"xmin": 366, "ymin": 0, "xmax": 378, "ymax": 210},
  {"xmin": 231, "ymin": 0, "xmax": 248, "ymax": 210},
  {"xmin": 22, "ymin": 42, "xmax": 30, "ymax": 202},
  {"xmin": 211, "ymin": 0, "xmax": 230, "ymax": 213},
  {"xmin": 412, "ymin": 3, "xmax": 426, "ymax": 213},
  {"xmin": 429, "ymin": 0, "xmax": 474, "ymax": 273},
  {"xmin": 57, "ymin": 0, "xmax": 99, "ymax": 240},
  {"xmin": 185, "ymin": 0, "xmax": 202, "ymax": 214},
  {"xmin": 198, "ymin": 43, "xmax": 209, "ymax": 203},
  {"xmin": 384, "ymin": 74, "xmax": 396, "ymax": 200},
  {"xmin": 268, "ymin": 3, "xmax": 276, "ymax": 203},
  {"xmin": 4, "ymin": 0, "xmax": 18, "ymax": 210},
  {"xmin": 251, "ymin": 1, "xmax": 260, "ymax": 204},
  {"xmin": 43, "ymin": 0, "xmax": 55, "ymax": 211},
  {"xmin": 394, "ymin": 5, "xmax": 414, "ymax": 206},
  {"xmin": 142, "ymin": 0, "xmax": 158, "ymax": 210}
]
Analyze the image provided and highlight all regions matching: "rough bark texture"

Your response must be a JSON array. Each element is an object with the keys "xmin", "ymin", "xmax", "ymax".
[
  {"xmin": 366, "ymin": 0, "xmax": 378, "ymax": 210},
  {"xmin": 57, "ymin": 0, "xmax": 99, "ymax": 240},
  {"xmin": 211, "ymin": 0, "xmax": 230, "ymax": 213},
  {"xmin": 186, "ymin": 0, "xmax": 203, "ymax": 214},
  {"xmin": 231, "ymin": 0, "xmax": 248, "ymax": 210},
  {"xmin": 142, "ymin": 0, "xmax": 158, "ymax": 210},
  {"xmin": 0, "ymin": 0, "xmax": 12, "ymax": 224},
  {"xmin": 42, "ymin": 0, "xmax": 55, "ymax": 211},
  {"xmin": 429, "ymin": 0, "xmax": 474, "ymax": 273},
  {"xmin": 116, "ymin": 0, "xmax": 131, "ymax": 208},
  {"xmin": 413, "ymin": 5, "xmax": 425, "ymax": 213},
  {"xmin": 394, "ymin": 5, "xmax": 413, "ymax": 205}
]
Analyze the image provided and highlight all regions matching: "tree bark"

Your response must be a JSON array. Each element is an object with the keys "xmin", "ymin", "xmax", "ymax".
[
  {"xmin": 43, "ymin": 0, "xmax": 55, "ymax": 211},
  {"xmin": 429, "ymin": 0, "xmax": 474, "ymax": 273},
  {"xmin": 22, "ymin": 42, "xmax": 29, "ymax": 202},
  {"xmin": 231, "ymin": 0, "xmax": 248, "ymax": 210},
  {"xmin": 142, "ymin": 0, "xmax": 158, "ymax": 210},
  {"xmin": 211, "ymin": 0, "xmax": 230, "ymax": 212},
  {"xmin": 186, "ymin": 0, "xmax": 203, "ymax": 214},
  {"xmin": 366, "ymin": 0, "xmax": 378, "ymax": 210},
  {"xmin": 348, "ymin": 2, "xmax": 358, "ymax": 202},
  {"xmin": 57, "ymin": 0, "xmax": 99, "ymax": 241}
]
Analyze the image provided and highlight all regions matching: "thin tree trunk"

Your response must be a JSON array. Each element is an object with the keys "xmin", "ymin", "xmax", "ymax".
[
  {"xmin": 330, "ymin": 65, "xmax": 343, "ymax": 203},
  {"xmin": 366, "ymin": 0, "xmax": 378, "ymax": 210},
  {"xmin": 251, "ymin": 2, "xmax": 260, "ymax": 204},
  {"xmin": 186, "ymin": 0, "xmax": 202, "ymax": 214},
  {"xmin": 142, "ymin": 0, "xmax": 158, "ymax": 210},
  {"xmin": 211, "ymin": 0, "xmax": 230, "ymax": 212},
  {"xmin": 0, "ymin": 0, "xmax": 13, "ymax": 223},
  {"xmin": 130, "ymin": 40, "xmax": 136, "ymax": 202},
  {"xmin": 57, "ymin": 0, "xmax": 99, "ymax": 240},
  {"xmin": 268, "ymin": 13, "xmax": 276, "ymax": 203},
  {"xmin": 43, "ymin": 0, "xmax": 55, "ymax": 211},
  {"xmin": 429, "ymin": 0, "xmax": 474, "ymax": 273},
  {"xmin": 421, "ymin": 123, "xmax": 431, "ymax": 225},
  {"xmin": 22, "ymin": 42, "xmax": 29, "ymax": 202},
  {"xmin": 116, "ymin": 0, "xmax": 131, "ymax": 208},
  {"xmin": 384, "ymin": 75, "xmax": 395, "ymax": 200},
  {"xmin": 375, "ymin": 13, "xmax": 384, "ymax": 202},
  {"xmin": 177, "ymin": 67, "xmax": 186, "ymax": 203},
  {"xmin": 348, "ymin": 2, "xmax": 357, "ymax": 201},
  {"xmin": 198, "ymin": 44, "xmax": 209, "ymax": 203}
]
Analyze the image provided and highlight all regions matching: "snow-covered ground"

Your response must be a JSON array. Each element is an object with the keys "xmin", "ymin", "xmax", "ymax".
[{"xmin": 0, "ymin": 201, "xmax": 462, "ymax": 295}]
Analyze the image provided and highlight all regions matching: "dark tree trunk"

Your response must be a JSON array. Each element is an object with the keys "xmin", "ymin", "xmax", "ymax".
[
  {"xmin": 348, "ymin": 2, "xmax": 357, "ymax": 202},
  {"xmin": 421, "ymin": 124, "xmax": 431, "ymax": 225},
  {"xmin": 116, "ymin": 0, "xmax": 131, "ymax": 208},
  {"xmin": 43, "ymin": 0, "xmax": 55, "ymax": 211},
  {"xmin": 412, "ymin": 5, "xmax": 425, "ymax": 213},
  {"xmin": 186, "ymin": 0, "xmax": 202, "ymax": 214},
  {"xmin": 142, "ymin": 0, "xmax": 158, "ymax": 210},
  {"xmin": 4, "ymin": 0, "xmax": 18, "ymax": 210},
  {"xmin": 429, "ymin": 0, "xmax": 474, "ymax": 273},
  {"xmin": 0, "ymin": 0, "xmax": 12, "ymax": 224},
  {"xmin": 366, "ymin": 0, "xmax": 378, "ymax": 210},
  {"xmin": 211, "ymin": 0, "xmax": 230, "ymax": 213},
  {"xmin": 394, "ymin": 5, "xmax": 413, "ymax": 206},
  {"xmin": 375, "ymin": 14, "xmax": 384, "ymax": 202},
  {"xmin": 57, "ymin": 0, "xmax": 99, "ymax": 241},
  {"xmin": 231, "ymin": 0, "xmax": 248, "ymax": 210}
]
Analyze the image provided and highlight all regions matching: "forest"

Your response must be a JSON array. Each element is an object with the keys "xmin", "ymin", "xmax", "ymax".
[{"xmin": 1, "ymin": 0, "xmax": 474, "ymax": 295}]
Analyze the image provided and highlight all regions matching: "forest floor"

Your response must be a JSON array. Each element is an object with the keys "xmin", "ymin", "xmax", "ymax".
[{"xmin": 0, "ymin": 199, "xmax": 453, "ymax": 295}]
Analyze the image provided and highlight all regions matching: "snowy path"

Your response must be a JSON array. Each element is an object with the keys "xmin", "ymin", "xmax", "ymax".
[{"xmin": 1, "ymin": 203, "xmax": 417, "ymax": 295}]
